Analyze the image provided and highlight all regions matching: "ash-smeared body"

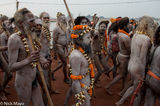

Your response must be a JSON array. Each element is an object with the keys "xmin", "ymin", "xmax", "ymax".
[
  {"xmin": 69, "ymin": 49, "xmax": 91, "ymax": 91},
  {"xmin": 0, "ymin": 32, "xmax": 8, "ymax": 69},
  {"xmin": 91, "ymin": 31, "xmax": 109, "ymax": 86},
  {"xmin": 52, "ymin": 13, "xmax": 69, "ymax": 83},
  {"xmin": 144, "ymin": 46, "xmax": 160, "ymax": 106},
  {"xmin": 144, "ymin": 26, "xmax": 160, "ymax": 106},
  {"xmin": 8, "ymin": 33, "xmax": 43, "ymax": 106},
  {"xmin": 91, "ymin": 21, "xmax": 110, "ymax": 87},
  {"xmin": 40, "ymin": 28, "xmax": 51, "ymax": 58},
  {"xmin": 0, "ymin": 18, "xmax": 13, "ymax": 100},
  {"xmin": 106, "ymin": 17, "xmax": 131, "ymax": 96},
  {"xmin": 8, "ymin": 8, "xmax": 44, "ymax": 106},
  {"xmin": 116, "ymin": 33, "xmax": 152, "ymax": 106}
]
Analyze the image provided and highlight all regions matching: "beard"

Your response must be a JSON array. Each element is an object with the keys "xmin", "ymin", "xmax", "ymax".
[
  {"xmin": 35, "ymin": 30, "xmax": 41, "ymax": 38},
  {"xmin": 58, "ymin": 22, "xmax": 67, "ymax": 33},
  {"xmin": 23, "ymin": 24, "xmax": 35, "ymax": 39},
  {"xmin": 81, "ymin": 43, "xmax": 92, "ymax": 55},
  {"xmin": 98, "ymin": 29, "xmax": 105, "ymax": 35},
  {"xmin": 42, "ymin": 21, "xmax": 50, "ymax": 28},
  {"xmin": 7, "ymin": 27, "xmax": 14, "ymax": 35},
  {"xmin": 74, "ymin": 38, "xmax": 92, "ymax": 55}
]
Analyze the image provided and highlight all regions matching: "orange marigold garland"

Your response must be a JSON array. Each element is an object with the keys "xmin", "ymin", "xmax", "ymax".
[
  {"xmin": 69, "ymin": 25, "xmax": 94, "ymax": 105},
  {"xmin": 71, "ymin": 25, "xmax": 91, "ymax": 39},
  {"xmin": 69, "ymin": 46, "xmax": 95, "ymax": 97},
  {"xmin": 118, "ymin": 29, "xmax": 130, "ymax": 37}
]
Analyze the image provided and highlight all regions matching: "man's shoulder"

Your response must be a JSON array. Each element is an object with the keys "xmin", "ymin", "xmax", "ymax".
[
  {"xmin": 0, "ymin": 32, "xmax": 7, "ymax": 38},
  {"xmin": 118, "ymin": 32, "xmax": 130, "ymax": 41},
  {"xmin": 134, "ymin": 34, "xmax": 150, "ymax": 42},
  {"xmin": 53, "ymin": 26, "xmax": 61, "ymax": 31},
  {"xmin": 69, "ymin": 49, "xmax": 83, "ymax": 60},
  {"xmin": 8, "ymin": 33, "xmax": 21, "ymax": 43}
]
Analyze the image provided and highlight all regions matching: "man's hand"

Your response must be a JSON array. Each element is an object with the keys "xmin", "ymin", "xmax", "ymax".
[
  {"xmin": 28, "ymin": 50, "xmax": 40, "ymax": 63},
  {"xmin": 41, "ymin": 60, "xmax": 50, "ymax": 69},
  {"xmin": 0, "ymin": 46, "xmax": 8, "ymax": 51},
  {"xmin": 91, "ymin": 14, "xmax": 99, "ymax": 29}
]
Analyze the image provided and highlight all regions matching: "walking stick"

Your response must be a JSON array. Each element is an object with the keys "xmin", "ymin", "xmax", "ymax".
[
  {"xmin": 27, "ymin": 33, "xmax": 54, "ymax": 106},
  {"xmin": 63, "ymin": 0, "xmax": 75, "ymax": 55},
  {"xmin": 63, "ymin": 0, "xmax": 75, "ymax": 26}
]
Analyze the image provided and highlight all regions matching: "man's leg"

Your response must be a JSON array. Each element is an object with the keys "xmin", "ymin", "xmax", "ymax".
[
  {"xmin": 57, "ymin": 46, "xmax": 69, "ymax": 84},
  {"xmin": 93, "ymin": 54, "xmax": 103, "ymax": 87},
  {"xmin": 32, "ymin": 83, "xmax": 44, "ymax": 106},
  {"xmin": 144, "ymin": 88, "xmax": 156, "ymax": 106},
  {"xmin": 15, "ymin": 81, "xmax": 32, "ymax": 106}
]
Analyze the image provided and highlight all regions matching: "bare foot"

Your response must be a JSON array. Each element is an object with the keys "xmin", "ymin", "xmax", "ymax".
[{"xmin": 115, "ymin": 101, "xmax": 123, "ymax": 106}]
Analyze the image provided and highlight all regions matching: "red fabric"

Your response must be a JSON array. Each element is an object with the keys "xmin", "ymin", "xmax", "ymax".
[
  {"xmin": 130, "ymin": 80, "xmax": 143, "ymax": 106},
  {"xmin": 112, "ymin": 35, "xmax": 119, "ymax": 52}
]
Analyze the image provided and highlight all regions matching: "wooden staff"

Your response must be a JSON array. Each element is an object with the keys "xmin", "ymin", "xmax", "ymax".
[
  {"xmin": 27, "ymin": 34, "xmax": 54, "ymax": 106},
  {"xmin": 63, "ymin": 0, "xmax": 75, "ymax": 26},
  {"xmin": 16, "ymin": 0, "xmax": 19, "ymax": 11}
]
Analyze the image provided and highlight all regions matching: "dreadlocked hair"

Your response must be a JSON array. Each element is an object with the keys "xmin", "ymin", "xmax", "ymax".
[{"xmin": 154, "ymin": 26, "xmax": 160, "ymax": 46}]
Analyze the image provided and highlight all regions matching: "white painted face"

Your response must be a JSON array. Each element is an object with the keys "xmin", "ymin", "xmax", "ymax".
[
  {"xmin": 83, "ymin": 32, "xmax": 91, "ymax": 46},
  {"xmin": 59, "ymin": 15, "xmax": 67, "ymax": 24},
  {"xmin": 35, "ymin": 18, "xmax": 42, "ymax": 33},
  {"xmin": 42, "ymin": 13, "xmax": 50, "ymax": 23},
  {"xmin": 24, "ymin": 12, "xmax": 36, "ymax": 31},
  {"xmin": 80, "ymin": 19, "xmax": 88, "ymax": 25}
]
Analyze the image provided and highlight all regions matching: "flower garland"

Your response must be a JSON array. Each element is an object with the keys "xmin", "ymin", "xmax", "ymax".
[
  {"xmin": 68, "ymin": 45, "xmax": 95, "ymax": 100},
  {"xmin": 135, "ymin": 31, "xmax": 147, "ymax": 36},
  {"xmin": 71, "ymin": 25, "xmax": 91, "ymax": 39},
  {"xmin": 42, "ymin": 26, "xmax": 51, "ymax": 41},
  {"xmin": 118, "ymin": 29, "xmax": 130, "ymax": 37},
  {"xmin": 75, "ymin": 91, "xmax": 86, "ymax": 106},
  {"xmin": 17, "ymin": 31, "xmax": 41, "ymax": 68}
]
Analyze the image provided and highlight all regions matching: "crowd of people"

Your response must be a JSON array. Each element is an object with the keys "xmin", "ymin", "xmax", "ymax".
[{"xmin": 0, "ymin": 7, "xmax": 159, "ymax": 106}]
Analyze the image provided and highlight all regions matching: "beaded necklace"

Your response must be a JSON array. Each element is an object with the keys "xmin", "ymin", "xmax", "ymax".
[
  {"xmin": 68, "ymin": 45, "xmax": 95, "ymax": 94},
  {"xmin": 17, "ymin": 31, "xmax": 41, "ymax": 68},
  {"xmin": 42, "ymin": 26, "xmax": 51, "ymax": 41},
  {"xmin": 68, "ymin": 46, "xmax": 94, "ymax": 105}
]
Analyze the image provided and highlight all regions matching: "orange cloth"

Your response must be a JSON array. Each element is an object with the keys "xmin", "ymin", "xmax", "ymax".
[
  {"xmin": 116, "ymin": 18, "xmax": 121, "ymax": 21},
  {"xmin": 104, "ymin": 30, "xmax": 108, "ymax": 48},
  {"xmin": 118, "ymin": 29, "xmax": 130, "ymax": 37},
  {"xmin": 110, "ymin": 18, "xmax": 116, "ymax": 23},
  {"xmin": 147, "ymin": 70, "xmax": 160, "ymax": 80}
]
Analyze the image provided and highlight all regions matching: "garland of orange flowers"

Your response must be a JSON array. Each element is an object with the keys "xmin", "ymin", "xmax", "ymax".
[
  {"xmin": 118, "ymin": 29, "xmax": 130, "ymax": 37},
  {"xmin": 71, "ymin": 25, "xmax": 91, "ymax": 39},
  {"xmin": 17, "ymin": 31, "xmax": 41, "ymax": 68},
  {"xmin": 69, "ymin": 45, "xmax": 95, "ymax": 97}
]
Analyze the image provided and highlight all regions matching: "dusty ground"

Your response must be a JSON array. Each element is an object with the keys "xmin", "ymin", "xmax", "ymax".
[{"xmin": 0, "ymin": 58, "xmax": 159, "ymax": 106}]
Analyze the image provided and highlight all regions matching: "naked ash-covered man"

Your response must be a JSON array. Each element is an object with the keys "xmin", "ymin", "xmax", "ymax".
[{"xmin": 8, "ymin": 8, "xmax": 44, "ymax": 106}]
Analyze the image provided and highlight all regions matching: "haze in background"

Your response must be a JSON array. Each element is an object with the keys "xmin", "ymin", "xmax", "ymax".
[{"xmin": 0, "ymin": 0, "xmax": 159, "ymax": 18}]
